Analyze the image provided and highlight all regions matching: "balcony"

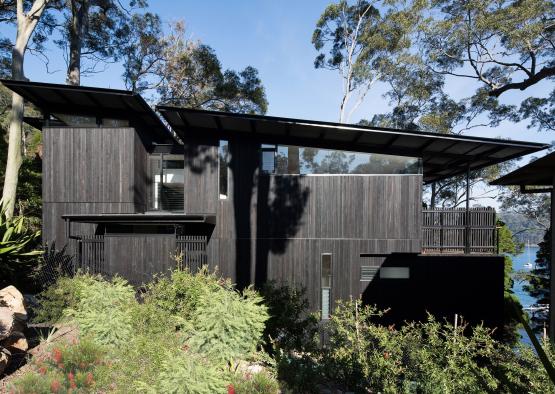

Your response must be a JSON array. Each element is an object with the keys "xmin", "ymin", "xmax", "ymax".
[{"xmin": 422, "ymin": 208, "xmax": 498, "ymax": 255}]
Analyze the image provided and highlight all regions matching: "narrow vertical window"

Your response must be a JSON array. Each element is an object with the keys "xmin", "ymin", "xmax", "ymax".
[
  {"xmin": 261, "ymin": 144, "xmax": 277, "ymax": 174},
  {"xmin": 321, "ymin": 253, "xmax": 332, "ymax": 320},
  {"xmin": 219, "ymin": 140, "xmax": 229, "ymax": 199}
]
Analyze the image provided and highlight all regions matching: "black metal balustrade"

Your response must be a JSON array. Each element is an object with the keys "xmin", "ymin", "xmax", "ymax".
[{"xmin": 422, "ymin": 208, "xmax": 498, "ymax": 255}]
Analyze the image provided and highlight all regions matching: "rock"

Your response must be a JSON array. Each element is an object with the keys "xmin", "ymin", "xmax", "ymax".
[
  {"xmin": 0, "ymin": 347, "xmax": 11, "ymax": 376},
  {"xmin": 1, "ymin": 331, "xmax": 28, "ymax": 353},
  {"xmin": 0, "ymin": 307, "xmax": 15, "ymax": 341},
  {"xmin": 0, "ymin": 286, "xmax": 27, "ymax": 323}
]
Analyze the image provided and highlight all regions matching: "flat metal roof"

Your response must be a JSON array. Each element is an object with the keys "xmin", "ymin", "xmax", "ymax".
[
  {"xmin": 62, "ymin": 213, "xmax": 216, "ymax": 225},
  {"xmin": 491, "ymin": 151, "xmax": 555, "ymax": 186},
  {"xmin": 157, "ymin": 106, "xmax": 548, "ymax": 183},
  {"xmin": 1, "ymin": 79, "xmax": 173, "ymax": 142}
]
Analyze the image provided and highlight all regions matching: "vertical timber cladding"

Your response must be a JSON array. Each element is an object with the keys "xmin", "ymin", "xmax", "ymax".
[
  {"xmin": 210, "ymin": 137, "xmax": 423, "ymax": 309},
  {"xmin": 42, "ymin": 127, "xmax": 148, "ymax": 247},
  {"xmin": 104, "ymin": 235, "xmax": 177, "ymax": 285},
  {"xmin": 182, "ymin": 135, "xmax": 219, "ymax": 214}
]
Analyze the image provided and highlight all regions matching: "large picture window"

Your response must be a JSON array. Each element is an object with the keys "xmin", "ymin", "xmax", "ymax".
[
  {"xmin": 260, "ymin": 144, "xmax": 422, "ymax": 175},
  {"xmin": 149, "ymin": 155, "xmax": 184, "ymax": 211}
]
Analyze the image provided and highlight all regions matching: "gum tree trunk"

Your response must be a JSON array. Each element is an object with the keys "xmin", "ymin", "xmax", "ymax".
[
  {"xmin": 1, "ymin": 0, "xmax": 49, "ymax": 218},
  {"xmin": 66, "ymin": 0, "xmax": 89, "ymax": 86}
]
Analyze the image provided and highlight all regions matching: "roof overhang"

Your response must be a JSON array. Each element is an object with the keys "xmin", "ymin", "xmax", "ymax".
[
  {"xmin": 157, "ymin": 106, "xmax": 548, "ymax": 183},
  {"xmin": 62, "ymin": 213, "xmax": 216, "ymax": 225},
  {"xmin": 1, "ymin": 79, "xmax": 174, "ymax": 143},
  {"xmin": 491, "ymin": 151, "xmax": 555, "ymax": 189}
]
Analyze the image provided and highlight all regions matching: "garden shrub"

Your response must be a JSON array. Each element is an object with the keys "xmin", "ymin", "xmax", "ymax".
[
  {"xmin": 260, "ymin": 281, "xmax": 319, "ymax": 353},
  {"xmin": 303, "ymin": 298, "xmax": 555, "ymax": 394},
  {"xmin": 144, "ymin": 266, "xmax": 229, "ymax": 322},
  {"xmin": 187, "ymin": 286, "xmax": 269, "ymax": 365},
  {"xmin": 63, "ymin": 275, "xmax": 135, "ymax": 346},
  {"xmin": 34, "ymin": 273, "xmax": 100, "ymax": 323},
  {"xmin": 321, "ymin": 299, "xmax": 404, "ymax": 393},
  {"xmin": 147, "ymin": 350, "xmax": 231, "ymax": 394}
]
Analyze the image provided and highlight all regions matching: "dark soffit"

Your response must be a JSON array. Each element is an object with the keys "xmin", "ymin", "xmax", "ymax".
[
  {"xmin": 1, "ymin": 79, "xmax": 173, "ymax": 142},
  {"xmin": 157, "ymin": 106, "xmax": 548, "ymax": 183},
  {"xmin": 491, "ymin": 151, "xmax": 555, "ymax": 187}
]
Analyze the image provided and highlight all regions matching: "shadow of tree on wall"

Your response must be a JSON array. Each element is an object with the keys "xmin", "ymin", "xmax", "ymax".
[
  {"xmin": 255, "ymin": 175, "xmax": 310, "ymax": 287},
  {"xmin": 227, "ymin": 139, "xmax": 310, "ymax": 289}
]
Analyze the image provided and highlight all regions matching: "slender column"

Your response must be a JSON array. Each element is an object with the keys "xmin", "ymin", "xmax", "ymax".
[
  {"xmin": 550, "ymin": 179, "xmax": 555, "ymax": 341},
  {"xmin": 465, "ymin": 165, "xmax": 470, "ymax": 254}
]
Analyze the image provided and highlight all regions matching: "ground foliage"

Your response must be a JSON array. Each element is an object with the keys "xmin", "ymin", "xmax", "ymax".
[
  {"xmin": 14, "ymin": 267, "xmax": 555, "ymax": 393},
  {"xmin": 26, "ymin": 267, "xmax": 274, "ymax": 393}
]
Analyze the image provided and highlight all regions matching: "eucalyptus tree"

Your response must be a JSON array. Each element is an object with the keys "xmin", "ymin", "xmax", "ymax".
[
  {"xmin": 54, "ymin": 0, "xmax": 147, "ymax": 85},
  {"xmin": 121, "ymin": 20, "xmax": 268, "ymax": 114},
  {"xmin": 416, "ymin": 0, "xmax": 554, "ymax": 132},
  {"xmin": 1, "ymin": 0, "xmax": 54, "ymax": 218},
  {"xmin": 120, "ymin": 11, "xmax": 164, "ymax": 93},
  {"xmin": 312, "ymin": 0, "xmax": 421, "ymax": 123}
]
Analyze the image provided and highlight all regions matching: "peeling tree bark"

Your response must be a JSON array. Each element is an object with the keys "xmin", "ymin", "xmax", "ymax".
[{"xmin": 1, "ymin": 0, "xmax": 49, "ymax": 218}]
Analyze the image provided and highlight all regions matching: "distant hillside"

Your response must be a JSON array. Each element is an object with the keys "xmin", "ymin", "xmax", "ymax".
[{"xmin": 497, "ymin": 212, "xmax": 545, "ymax": 245}]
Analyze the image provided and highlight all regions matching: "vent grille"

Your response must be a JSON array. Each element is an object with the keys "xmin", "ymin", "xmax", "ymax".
[{"xmin": 360, "ymin": 266, "xmax": 379, "ymax": 281}]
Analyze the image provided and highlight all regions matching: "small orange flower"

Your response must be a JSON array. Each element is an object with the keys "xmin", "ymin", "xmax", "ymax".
[
  {"xmin": 38, "ymin": 366, "xmax": 47, "ymax": 375},
  {"xmin": 227, "ymin": 384, "xmax": 235, "ymax": 394},
  {"xmin": 85, "ymin": 372, "xmax": 94, "ymax": 386},
  {"xmin": 68, "ymin": 371, "xmax": 75, "ymax": 381},
  {"xmin": 50, "ymin": 380, "xmax": 61, "ymax": 393},
  {"xmin": 52, "ymin": 348, "xmax": 63, "ymax": 364}
]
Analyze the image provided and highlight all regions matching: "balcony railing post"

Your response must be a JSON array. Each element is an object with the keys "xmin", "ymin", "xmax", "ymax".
[{"xmin": 465, "ymin": 165, "xmax": 470, "ymax": 254}]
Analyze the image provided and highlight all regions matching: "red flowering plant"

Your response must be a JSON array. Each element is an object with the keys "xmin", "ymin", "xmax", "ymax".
[{"xmin": 10, "ymin": 338, "xmax": 106, "ymax": 393}]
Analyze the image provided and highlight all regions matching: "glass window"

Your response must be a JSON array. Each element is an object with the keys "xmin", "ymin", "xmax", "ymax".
[
  {"xmin": 53, "ymin": 113, "xmax": 98, "ymax": 127},
  {"xmin": 380, "ymin": 267, "xmax": 410, "ymax": 279},
  {"xmin": 149, "ymin": 154, "xmax": 184, "ymax": 211},
  {"xmin": 102, "ymin": 118, "xmax": 129, "ymax": 127},
  {"xmin": 219, "ymin": 140, "xmax": 229, "ymax": 199},
  {"xmin": 261, "ymin": 144, "xmax": 277, "ymax": 174},
  {"xmin": 321, "ymin": 254, "xmax": 332, "ymax": 320},
  {"xmin": 261, "ymin": 144, "xmax": 422, "ymax": 175}
]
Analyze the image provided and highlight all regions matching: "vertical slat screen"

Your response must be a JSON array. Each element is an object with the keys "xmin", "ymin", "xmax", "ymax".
[
  {"xmin": 422, "ymin": 208, "xmax": 497, "ymax": 254},
  {"xmin": 78, "ymin": 235, "xmax": 105, "ymax": 274},
  {"xmin": 176, "ymin": 235, "xmax": 208, "ymax": 272}
]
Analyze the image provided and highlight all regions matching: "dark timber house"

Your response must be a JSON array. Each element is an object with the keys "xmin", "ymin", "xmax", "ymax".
[{"xmin": 2, "ymin": 80, "xmax": 549, "ymax": 328}]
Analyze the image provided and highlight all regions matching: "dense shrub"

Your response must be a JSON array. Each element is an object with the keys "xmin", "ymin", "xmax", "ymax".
[
  {"xmin": 187, "ymin": 286, "xmax": 269, "ymax": 364},
  {"xmin": 260, "ymin": 281, "xmax": 319, "ymax": 353},
  {"xmin": 63, "ymin": 275, "xmax": 136, "ymax": 346},
  {"xmin": 34, "ymin": 273, "xmax": 100, "ymax": 323},
  {"xmin": 144, "ymin": 266, "xmax": 229, "ymax": 322},
  {"xmin": 286, "ymin": 298, "xmax": 555, "ymax": 394},
  {"xmin": 149, "ymin": 351, "xmax": 231, "ymax": 394},
  {"xmin": 31, "ymin": 267, "xmax": 274, "ymax": 393}
]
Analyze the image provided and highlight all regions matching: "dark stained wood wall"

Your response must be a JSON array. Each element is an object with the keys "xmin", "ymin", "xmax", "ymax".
[
  {"xmin": 42, "ymin": 127, "xmax": 148, "ymax": 246},
  {"xmin": 182, "ymin": 137, "xmax": 219, "ymax": 214},
  {"xmin": 181, "ymin": 136, "xmax": 423, "ymax": 310},
  {"xmin": 105, "ymin": 235, "xmax": 177, "ymax": 284}
]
